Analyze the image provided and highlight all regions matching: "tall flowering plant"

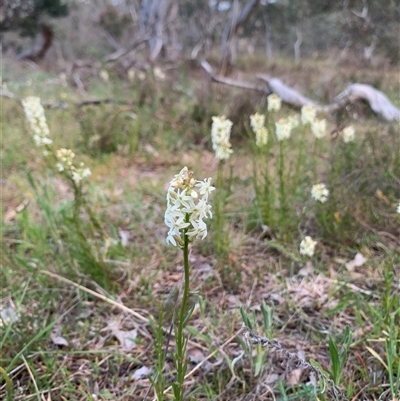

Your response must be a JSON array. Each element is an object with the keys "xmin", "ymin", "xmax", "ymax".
[
  {"xmin": 163, "ymin": 167, "xmax": 214, "ymax": 401},
  {"xmin": 21, "ymin": 96, "xmax": 108, "ymax": 285},
  {"xmin": 21, "ymin": 97, "xmax": 92, "ymax": 185},
  {"xmin": 211, "ymin": 116, "xmax": 233, "ymax": 258}
]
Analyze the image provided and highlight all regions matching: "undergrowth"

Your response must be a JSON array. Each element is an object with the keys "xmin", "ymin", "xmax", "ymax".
[{"xmin": 1, "ymin": 57, "xmax": 399, "ymax": 400}]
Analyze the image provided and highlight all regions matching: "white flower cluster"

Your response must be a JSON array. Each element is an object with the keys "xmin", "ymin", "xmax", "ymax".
[
  {"xmin": 71, "ymin": 164, "xmax": 92, "ymax": 183},
  {"xmin": 311, "ymin": 183, "xmax": 329, "ymax": 203},
  {"xmin": 342, "ymin": 126, "xmax": 355, "ymax": 143},
  {"xmin": 288, "ymin": 114, "xmax": 300, "ymax": 130},
  {"xmin": 211, "ymin": 116, "xmax": 233, "ymax": 160},
  {"xmin": 267, "ymin": 94, "xmax": 282, "ymax": 112},
  {"xmin": 301, "ymin": 105, "xmax": 317, "ymax": 125},
  {"xmin": 275, "ymin": 118, "xmax": 292, "ymax": 141},
  {"xmin": 397, "ymin": 202, "xmax": 400, "ymax": 213},
  {"xmin": 250, "ymin": 113, "xmax": 268, "ymax": 147},
  {"xmin": 300, "ymin": 236, "xmax": 317, "ymax": 257},
  {"xmin": 56, "ymin": 148, "xmax": 75, "ymax": 172},
  {"xmin": 165, "ymin": 167, "xmax": 214, "ymax": 247},
  {"xmin": 21, "ymin": 96, "xmax": 53, "ymax": 149},
  {"xmin": 56, "ymin": 148, "xmax": 91, "ymax": 183},
  {"xmin": 311, "ymin": 118, "xmax": 327, "ymax": 139}
]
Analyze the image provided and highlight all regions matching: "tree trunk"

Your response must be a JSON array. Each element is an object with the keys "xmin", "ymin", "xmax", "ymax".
[
  {"xmin": 140, "ymin": 0, "xmax": 179, "ymax": 61},
  {"xmin": 220, "ymin": 0, "xmax": 261, "ymax": 74}
]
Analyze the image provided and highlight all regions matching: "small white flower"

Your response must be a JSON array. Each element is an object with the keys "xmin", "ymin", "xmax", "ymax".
[
  {"xmin": 250, "ymin": 113, "xmax": 268, "ymax": 147},
  {"xmin": 186, "ymin": 218, "xmax": 207, "ymax": 240},
  {"xmin": 397, "ymin": 202, "xmax": 400, "ymax": 213},
  {"xmin": 311, "ymin": 183, "xmax": 329, "ymax": 203},
  {"xmin": 153, "ymin": 67, "xmax": 166, "ymax": 81},
  {"xmin": 275, "ymin": 118, "xmax": 292, "ymax": 141},
  {"xmin": 311, "ymin": 119, "xmax": 327, "ymax": 139},
  {"xmin": 99, "ymin": 69, "xmax": 109, "ymax": 82},
  {"xmin": 342, "ymin": 126, "xmax": 355, "ymax": 143},
  {"xmin": 21, "ymin": 96, "xmax": 52, "ymax": 148},
  {"xmin": 165, "ymin": 167, "xmax": 214, "ymax": 246},
  {"xmin": 300, "ymin": 236, "xmax": 317, "ymax": 257},
  {"xmin": 71, "ymin": 166, "xmax": 91, "ymax": 183},
  {"xmin": 195, "ymin": 178, "xmax": 215, "ymax": 200},
  {"xmin": 288, "ymin": 114, "xmax": 300, "ymax": 130},
  {"xmin": 211, "ymin": 116, "xmax": 233, "ymax": 160},
  {"xmin": 301, "ymin": 105, "xmax": 317, "ymax": 125},
  {"xmin": 267, "ymin": 94, "xmax": 281, "ymax": 112}
]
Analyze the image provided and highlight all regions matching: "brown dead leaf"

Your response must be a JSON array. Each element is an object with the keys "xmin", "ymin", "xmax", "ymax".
[
  {"xmin": 376, "ymin": 189, "xmax": 389, "ymax": 204},
  {"xmin": 264, "ymin": 373, "xmax": 279, "ymax": 384},
  {"xmin": 286, "ymin": 368, "xmax": 304, "ymax": 385},
  {"xmin": 187, "ymin": 348, "xmax": 206, "ymax": 363},
  {"xmin": 50, "ymin": 333, "xmax": 69, "ymax": 347},
  {"xmin": 0, "ymin": 306, "xmax": 19, "ymax": 326},
  {"xmin": 118, "ymin": 227, "xmax": 130, "ymax": 247},
  {"xmin": 4, "ymin": 199, "xmax": 30, "ymax": 223},
  {"xmin": 131, "ymin": 365, "xmax": 153, "ymax": 380},
  {"xmin": 345, "ymin": 253, "xmax": 367, "ymax": 272},
  {"xmin": 107, "ymin": 320, "xmax": 137, "ymax": 352},
  {"xmin": 298, "ymin": 261, "xmax": 314, "ymax": 276},
  {"xmin": 51, "ymin": 326, "xmax": 68, "ymax": 347}
]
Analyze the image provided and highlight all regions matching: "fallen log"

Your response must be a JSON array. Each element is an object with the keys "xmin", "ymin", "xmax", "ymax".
[
  {"xmin": 326, "ymin": 83, "xmax": 400, "ymax": 122},
  {"xmin": 257, "ymin": 74, "xmax": 317, "ymax": 108},
  {"xmin": 200, "ymin": 60, "xmax": 400, "ymax": 122},
  {"xmin": 200, "ymin": 59, "xmax": 263, "ymax": 92}
]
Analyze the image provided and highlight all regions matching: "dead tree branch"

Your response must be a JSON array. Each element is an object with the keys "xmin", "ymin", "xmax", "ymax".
[
  {"xmin": 201, "ymin": 60, "xmax": 400, "ymax": 122},
  {"xmin": 326, "ymin": 84, "xmax": 400, "ymax": 122},
  {"xmin": 257, "ymin": 74, "xmax": 317, "ymax": 107},
  {"xmin": 200, "ymin": 59, "xmax": 264, "ymax": 92}
]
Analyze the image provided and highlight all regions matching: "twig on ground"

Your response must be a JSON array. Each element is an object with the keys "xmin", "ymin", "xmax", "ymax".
[
  {"xmin": 21, "ymin": 355, "xmax": 42, "ymax": 401},
  {"xmin": 40, "ymin": 270, "xmax": 149, "ymax": 323}
]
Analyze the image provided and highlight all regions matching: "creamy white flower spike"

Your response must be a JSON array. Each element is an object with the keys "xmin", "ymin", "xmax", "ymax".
[
  {"xmin": 250, "ymin": 113, "xmax": 268, "ymax": 147},
  {"xmin": 56, "ymin": 148, "xmax": 75, "ymax": 171},
  {"xmin": 55, "ymin": 149, "xmax": 91, "ymax": 183},
  {"xmin": 288, "ymin": 114, "xmax": 300, "ymax": 130},
  {"xmin": 311, "ymin": 119, "xmax": 327, "ymax": 139},
  {"xmin": 301, "ymin": 105, "xmax": 317, "ymax": 125},
  {"xmin": 267, "ymin": 94, "xmax": 282, "ymax": 112},
  {"xmin": 342, "ymin": 126, "xmax": 355, "ymax": 143},
  {"xmin": 300, "ymin": 236, "xmax": 317, "ymax": 257},
  {"xmin": 165, "ymin": 167, "xmax": 214, "ymax": 247},
  {"xmin": 211, "ymin": 116, "xmax": 233, "ymax": 160},
  {"xmin": 21, "ymin": 96, "xmax": 52, "ymax": 148},
  {"xmin": 311, "ymin": 183, "xmax": 329, "ymax": 203},
  {"xmin": 71, "ymin": 166, "xmax": 92, "ymax": 183},
  {"xmin": 275, "ymin": 118, "xmax": 292, "ymax": 141}
]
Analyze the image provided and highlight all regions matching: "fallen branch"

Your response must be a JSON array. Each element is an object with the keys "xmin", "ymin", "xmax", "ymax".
[
  {"xmin": 326, "ymin": 83, "xmax": 400, "ymax": 122},
  {"xmin": 103, "ymin": 36, "xmax": 150, "ymax": 63},
  {"xmin": 200, "ymin": 60, "xmax": 400, "ymax": 122},
  {"xmin": 200, "ymin": 59, "xmax": 264, "ymax": 92},
  {"xmin": 257, "ymin": 74, "xmax": 317, "ymax": 108}
]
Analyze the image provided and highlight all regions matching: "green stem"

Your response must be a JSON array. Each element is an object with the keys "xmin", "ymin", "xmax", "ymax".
[
  {"xmin": 215, "ymin": 163, "xmax": 225, "ymax": 257},
  {"xmin": 278, "ymin": 140, "xmax": 286, "ymax": 223},
  {"xmin": 0, "ymin": 366, "xmax": 13, "ymax": 401},
  {"xmin": 294, "ymin": 125, "xmax": 306, "ymax": 190},
  {"xmin": 312, "ymin": 138, "xmax": 318, "ymax": 182},
  {"xmin": 174, "ymin": 230, "xmax": 190, "ymax": 400}
]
